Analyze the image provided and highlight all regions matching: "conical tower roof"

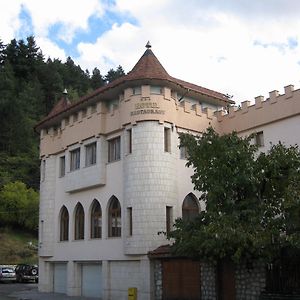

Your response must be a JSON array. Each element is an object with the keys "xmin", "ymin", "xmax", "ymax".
[
  {"xmin": 126, "ymin": 48, "xmax": 170, "ymax": 81},
  {"xmin": 35, "ymin": 44, "xmax": 232, "ymax": 131}
]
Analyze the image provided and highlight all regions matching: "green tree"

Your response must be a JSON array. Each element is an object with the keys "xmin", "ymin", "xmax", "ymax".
[
  {"xmin": 91, "ymin": 67, "xmax": 105, "ymax": 89},
  {"xmin": 169, "ymin": 128, "xmax": 300, "ymax": 263},
  {"xmin": 0, "ymin": 181, "xmax": 39, "ymax": 231},
  {"xmin": 105, "ymin": 65, "xmax": 125, "ymax": 83}
]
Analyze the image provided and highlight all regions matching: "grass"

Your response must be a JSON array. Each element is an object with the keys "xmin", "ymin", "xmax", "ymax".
[{"xmin": 0, "ymin": 227, "xmax": 38, "ymax": 265}]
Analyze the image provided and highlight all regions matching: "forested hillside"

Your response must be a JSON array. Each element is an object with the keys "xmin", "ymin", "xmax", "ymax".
[{"xmin": 0, "ymin": 36, "xmax": 125, "ymax": 232}]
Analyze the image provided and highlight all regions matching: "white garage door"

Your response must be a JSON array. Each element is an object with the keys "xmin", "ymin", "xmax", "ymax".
[
  {"xmin": 82, "ymin": 264, "xmax": 102, "ymax": 298},
  {"xmin": 54, "ymin": 263, "xmax": 67, "ymax": 294}
]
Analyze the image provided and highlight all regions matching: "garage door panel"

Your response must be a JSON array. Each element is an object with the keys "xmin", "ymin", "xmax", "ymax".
[
  {"xmin": 82, "ymin": 264, "xmax": 102, "ymax": 298},
  {"xmin": 54, "ymin": 263, "xmax": 67, "ymax": 294}
]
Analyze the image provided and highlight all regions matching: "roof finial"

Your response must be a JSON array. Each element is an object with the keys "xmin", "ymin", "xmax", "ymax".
[{"xmin": 145, "ymin": 41, "xmax": 151, "ymax": 49}]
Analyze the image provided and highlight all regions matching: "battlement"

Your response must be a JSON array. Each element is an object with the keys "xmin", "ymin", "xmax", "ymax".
[{"xmin": 216, "ymin": 85, "xmax": 300, "ymax": 134}]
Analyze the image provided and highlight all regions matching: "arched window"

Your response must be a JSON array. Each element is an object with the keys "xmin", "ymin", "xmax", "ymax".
[
  {"xmin": 91, "ymin": 200, "xmax": 102, "ymax": 239},
  {"xmin": 60, "ymin": 206, "xmax": 69, "ymax": 241},
  {"xmin": 74, "ymin": 203, "xmax": 84, "ymax": 240},
  {"xmin": 108, "ymin": 196, "xmax": 121, "ymax": 237},
  {"xmin": 182, "ymin": 193, "xmax": 199, "ymax": 221}
]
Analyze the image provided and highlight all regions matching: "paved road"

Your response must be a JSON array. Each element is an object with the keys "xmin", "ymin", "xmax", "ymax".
[
  {"xmin": 0, "ymin": 283, "xmax": 99, "ymax": 299},
  {"xmin": 0, "ymin": 282, "xmax": 37, "ymax": 300}
]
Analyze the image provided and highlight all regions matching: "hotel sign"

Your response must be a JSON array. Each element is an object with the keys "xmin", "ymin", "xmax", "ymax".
[{"xmin": 130, "ymin": 97, "xmax": 165, "ymax": 116}]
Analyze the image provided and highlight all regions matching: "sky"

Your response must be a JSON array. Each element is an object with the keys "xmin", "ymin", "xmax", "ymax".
[{"xmin": 1, "ymin": 0, "xmax": 300, "ymax": 104}]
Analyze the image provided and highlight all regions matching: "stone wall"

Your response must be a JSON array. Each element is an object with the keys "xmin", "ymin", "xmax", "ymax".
[
  {"xmin": 153, "ymin": 261, "xmax": 162, "ymax": 300},
  {"xmin": 153, "ymin": 259, "xmax": 266, "ymax": 300},
  {"xmin": 236, "ymin": 261, "xmax": 266, "ymax": 300},
  {"xmin": 201, "ymin": 262, "xmax": 217, "ymax": 300}
]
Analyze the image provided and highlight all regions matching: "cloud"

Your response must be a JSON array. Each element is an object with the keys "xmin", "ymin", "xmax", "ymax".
[
  {"xmin": 0, "ymin": 1, "xmax": 22, "ymax": 42},
  {"xmin": 22, "ymin": 0, "xmax": 105, "ymax": 43},
  {"xmin": 1, "ymin": 0, "xmax": 300, "ymax": 105},
  {"xmin": 36, "ymin": 37, "xmax": 67, "ymax": 61}
]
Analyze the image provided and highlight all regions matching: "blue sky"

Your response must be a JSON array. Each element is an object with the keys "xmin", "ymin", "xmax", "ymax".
[{"xmin": 1, "ymin": 0, "xmax": 300, "ymax": 104}]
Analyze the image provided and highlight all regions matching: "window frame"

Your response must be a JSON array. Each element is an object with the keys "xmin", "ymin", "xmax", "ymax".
[
  {"xmin": 74, "ymin": 203, "xmax": 85, "ymax": 240},
  {"xmin": 108, "ymin": 136, "xmax": 121, "ymax": 163},
  {"xmin": 164, "ymin": 127, "xmax": 171, "ymax": 153},
  {"xmin": 182, "ymin": 194, "xmax": 199, "ymax": 222},
  {"xmin": 90, "ymin": 200, "xmax": 102, "ymax": 239},
  {"xmin": 60, "ymin": 206, "xmax": 69, "ymax": 241},
  {"xmin": 108, "ymin": 197, "xmax": 121, "ymax": 237},
  {"xmin": 70, "ymin": 148, "xmax": 80, "ymax": 171},
  {"xmin": 59, "ymin": 156, "xmax": 65, "ymax": 177},
  {"xmin": 85, "ymin": 142, "xmax": 97, "ymax": 167}
]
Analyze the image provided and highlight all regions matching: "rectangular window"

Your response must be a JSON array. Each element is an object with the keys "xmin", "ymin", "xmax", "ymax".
[
  {"xmin": 166, "ymin": 206, "xmax": 173, "ymax": 235},
  {"xmin": 255, "ymin": 131, "xmax": 264, "ymax": 147},
  {"xmin": 132, "ymin": 86, "xmax": 141, "ymax": 95},
  {"xmin": 150, "ymin": 86, "xmax": 163, "ymax": 94},
  {"xmin": 85, "ymin": 142, "xmax": 97, "ymax": 167},
  {"xmin": 59, "ymin": 156, "xmax": 65, "ymax": 177},
  {"xmin": 108, "ymin": 137, "xmax": 121, "ymax": 162},
  {"xmin": 180, "ymin": 146, "xmax": 188, "ymax": 159},
  {"xmin": 81, "ymin": 108, "xmax": 87, "ymax": 118},
  {"xmin": 127, "ymin": 207, "xmax": 133, "ymax": 236},
  {"xmin": 164, "ymin": 127, "xmax": 171, "ymax": 153},
  {"xmin": 70, "ymin": 148, "xmax": 80, "ymax": 171},
  {"xmin": 127, "ymin": 129, "xmax": 132, "ymax": 154},
  {"xmin": 65, "ymin": 117, "xmax": 69, "ymax": 126}
]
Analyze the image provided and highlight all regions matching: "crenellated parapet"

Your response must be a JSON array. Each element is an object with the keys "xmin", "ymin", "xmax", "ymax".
[
  {"xmin": 39, "ymin": 86, "xmax": 221, "ymax": 157},
  {"xmin": 216, "ymin": 85, "xmax": 300, "ymax": 134}
]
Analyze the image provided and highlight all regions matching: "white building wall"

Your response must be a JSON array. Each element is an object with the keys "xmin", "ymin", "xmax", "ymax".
[{"xmin": 123, "ymin": 121, "xmax": 178, "ymax": 254}]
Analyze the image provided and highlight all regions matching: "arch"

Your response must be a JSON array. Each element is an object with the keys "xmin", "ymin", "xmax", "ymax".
[
  {"xmin": 74, "ymin": 202, "xmax": 85, "ymax": 240},
  {"xmin": 182, "ymin": 193, "xmax": 199, "ymax": 221},
  {"xmin": 59, "ymin": 206, "xmax": 69, "ymax": 241},
  {"xmin": 90, "ymin": 199, "xmax": 102, "ymax": 239},
  {"xmin": 108, "ymin": 196, "xmax": 121, "ymax": 237}
]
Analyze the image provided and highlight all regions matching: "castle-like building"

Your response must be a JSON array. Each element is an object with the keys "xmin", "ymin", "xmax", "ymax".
[{"xmin": 36, "ymin": 44, "xmax": 300, "ymax": 300}]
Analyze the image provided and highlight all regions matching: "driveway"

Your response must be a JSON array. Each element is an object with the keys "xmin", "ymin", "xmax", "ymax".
[{"xmin": 0, "ymin": 283, "xmax": 100, "ymax": 300}]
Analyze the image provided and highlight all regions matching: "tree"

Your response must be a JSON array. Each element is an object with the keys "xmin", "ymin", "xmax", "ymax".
[
  {"xmin": 0, "ymin": 181, "xmax": 39, "ymax": 231},
  {"xmin": 91, "ymin": 67, "xmax": 105, "ymax": 89},
  {"xmin": 169, "ymin": 128, "xmax": 300, "ymax": 263},
  {"xmin": 105, "ymin": 65, "xmax": 125, "ymax": 83}
]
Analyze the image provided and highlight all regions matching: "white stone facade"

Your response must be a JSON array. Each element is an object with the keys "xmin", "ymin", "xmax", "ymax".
[{"xmin": 37, "ymin": 47, "xmax": 300, "ymax": 299}]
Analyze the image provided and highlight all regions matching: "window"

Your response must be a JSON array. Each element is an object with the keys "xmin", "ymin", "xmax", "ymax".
[
  {"xmin": 108, "ymin": 196, "xmax": 121, "ymax": 237},
  {"xmin": 182, "ymin": 193, "xmax": 199, "ymax": 221},
  {"xmin": 255, "ymin": 131, "xmax": 264, "ymax": 147},
  {"xmin": 164, "ymin": 127, "xmax": 171, "ymax": 153},
  {"xmin": 180, "ymin": 146, "xmax": 188, "ymax": 159},
  {"xmin": 132, "ymin": 86, "xmax": 141, "ymax": 95},
  {"xmin": 91, "ymin": 200, "xmax": 101, "ymax": 239},
  {"xmin": 85, "ymin": 142, "xmax": 96, "ymax": 167},
  {"xmin": 60, "ymin": 206, "xmax": 69, "ymax": 241},
  {"xmin": 41, "ymin": 160, "xmax": 46, "ymax": 181},
  {"xmin": 59, "ymin": 156, "xmax": 65, "ymax": 177},
  {"xmin": 74, "ymin": 203, "xmax": 84, "ymax": 240},
  {"xmin": 150, "ymin": 86, "xmax": 163, "ymax": 94},
  {"xmin": 108, "ymin": 137, "xmax": 121, "ymax": 162},
  {"xmin": 70, "ymin": 148, "xmax": 80, "ymax": 171},
  {"xmin": 166, "ymin": 206, "xmax": 173, "ymax": 235},
  {"xmin": 127, "ymin": 207, "xmax": 132, "ymax": 236},
  {"xmin": 65, "ymin": 117, "xmax": 69, "ymax": 126},
  {"xmin": 127, "ymin": 129, "xmax": 132, "ymax": 154}
]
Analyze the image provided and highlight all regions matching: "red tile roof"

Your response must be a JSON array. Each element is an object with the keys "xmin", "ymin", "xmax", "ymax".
[{"xmin": 35, "ymin": 47, "xmax": 231, "ymax": 130}]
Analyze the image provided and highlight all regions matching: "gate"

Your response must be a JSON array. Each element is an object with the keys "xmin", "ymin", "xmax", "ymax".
[{"xmin": 162, "ymin": 259, "xmax": 201, "ymax": 300}]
